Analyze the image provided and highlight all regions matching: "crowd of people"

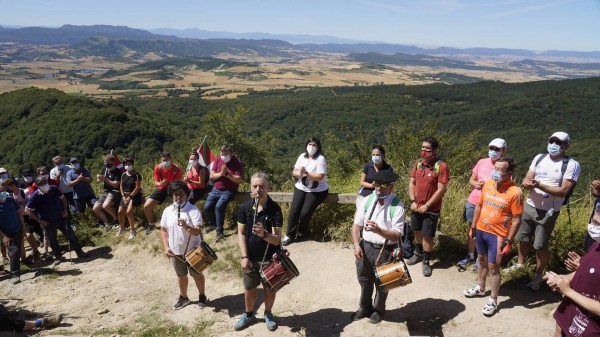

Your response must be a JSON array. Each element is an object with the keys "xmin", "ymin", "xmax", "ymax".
[{"xmin": 1, "ymin": 132, "xmax": 598, "ymax": 335}]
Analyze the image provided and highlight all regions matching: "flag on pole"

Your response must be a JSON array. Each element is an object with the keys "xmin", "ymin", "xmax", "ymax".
[
  {"xmin": 197, "ymin": 136, "xmax": 216, "ymax": 168},
  {"xmin": 110, "ymin": 149, "xmax": 126, "ymax": 172}
]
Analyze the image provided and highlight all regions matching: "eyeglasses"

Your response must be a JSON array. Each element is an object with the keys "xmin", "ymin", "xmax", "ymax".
[
  {"xmin": 489, "ymin": 146, "xmax": 501, "ymax": 152},
  {"xmin": 374, "ymin": 182, "xmax": 392, "ymax": 189},
  {"xmin": 548, "ymin": 138, "xmax": 565, "ymax": 146}
]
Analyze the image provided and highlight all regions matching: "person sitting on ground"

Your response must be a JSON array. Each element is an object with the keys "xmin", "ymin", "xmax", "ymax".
[
  {"xmin": 204, "ymin": 145, "xmax": 243, "ymax": 242},
  {"xmin": 144, "ymin": 153, "xmax": 182, "ymax": 235},
  {"xmin": 65, "ymin": 157, "xmax": 97, "ymax": 214},
  {"xmin": 117, "ymin": 157, "xmax": 143, "ymax": 240},
  {"xmin": 458, "ymin": 138, "xmax": 507, "ymax": 272},
  {"xmin": 160, "ymin": 180, "xmax": 208, "ymax": 310},
  {"xmin": 0, "ymin": 309, "xmax": 63, "ymax": 332},
  {"xmin": 93, "ymin": 154, "xmax": 122, "ymax": 228}
]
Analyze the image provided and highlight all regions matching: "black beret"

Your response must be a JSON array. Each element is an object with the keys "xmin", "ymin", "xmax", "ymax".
[{"xmin": 372, "ymin": 170, "xmax": 399, "ymax": 184}]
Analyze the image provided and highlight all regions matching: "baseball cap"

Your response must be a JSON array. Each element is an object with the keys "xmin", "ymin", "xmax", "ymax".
[
  {"xmin": 488, "ymin": 138, "xmax": 507, "ymax": 149},
  {"xmin": 549, "ymin": 132, "xmax": 570, "ymax": 144},
  {"xmin": 0, "ymin": 167, "xmax": 7, "ymax": 174}
]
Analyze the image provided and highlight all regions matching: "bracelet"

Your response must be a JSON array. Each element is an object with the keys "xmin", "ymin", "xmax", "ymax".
[{"xmin": 241, "ymin": 256, "xmax": 248, "ymax": 259}]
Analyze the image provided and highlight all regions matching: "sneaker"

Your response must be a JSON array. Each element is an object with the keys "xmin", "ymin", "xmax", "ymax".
[
  {"xmin": 502, "ymin": 263, "xmax": 523, "ymax": 274},
  {"xmin": 264, "ymin": 311, "xmax": 278, "ymax": 331},
  {"xmin": 115, "ymin": 228, "xmax": 126, "ymax": 238},
  {"xmin": 145, "ymin": 225, "xmax": 155, "ymax": 235},
  {"xmin": 234, "ymin": 312, "xmax": 257, "ymax": 331},
  {"xmin": 281, "ymin": 235, "xmax": 292, "ymax": 246},
  {"xmin": 11, "ymin": 275, "xmax": 21, "ymax": 285},
  {"xmin": 351, "ymin": 308, "xmax": 373, "ymax": 321},
  {"xmin": 527, "ymin": 273, "xmax": 544, "ymax": 291},
  {"xmin": 482, "ymin": 300, "xmax": 498, "ymax": 316},
  {"xmin": 472, "ymin": 259, "xmax": 479, "ymax": 273},
  {"xmin": 463, "ymin": 284, "xmax": 485, "ymax": 297},
  {"xmin": 369, "ymin": 311, "xmax": 383, "ymax": 324},
  {"xmin": 42, "ymin": 253, "xmax": 54, "ymax": 262},
  {"xmin": 41, "ymin": 314, "xmax": 63, "ymax": 329},
  {"xmin": 128, "ymin": 230, "xmax": 136, "ymax": 240},
  {"xmin": 205, "ymin": 226, "xmax": 216, "ymax": 233},
  {"xmin": 173, "ymin": 296, "xmax": 190, "ymax": 310},
  {"xmin": 406, "ymin": 253, "xmax": 423, "ymax": 266},
  {"xmin": 422, "ymin": 261, "xmax": 432, "ymax": 277},
  {"xmin": 216, "ymin": 232, "xmax": 224, "ymax": 242},
  {"xmin": 457, "ymin": 256, "xmax": 475, "ymax": 268},
  {"xmin": 198, "ymin": 294, "xmax": 207, "ymax": 308},
  {"xmin": 21, "ymin": 256, "xmax": 33, "ymax": 266}
]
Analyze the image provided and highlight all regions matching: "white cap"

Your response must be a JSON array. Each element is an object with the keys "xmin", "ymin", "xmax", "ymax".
[
  {"xmin": 489, "ymin": 138, "xmax": 507, "ymax": 149},
  {"xmin": 0, "ymin": 167, "xmax": 7, "ymax": 174},
  {"xmin": 549, "ymin": 132, "xmax": 570, "ymax": 144}
]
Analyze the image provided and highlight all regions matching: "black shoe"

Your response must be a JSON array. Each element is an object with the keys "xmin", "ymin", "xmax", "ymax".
[
  {"xmin": 422, "ymin": 261, "xmax": 432, "ymax": 277},
  {"xmin": 351, "ymin": 308, "xmax": 373, "ymax": 321},
  {"xmin": 282, "ymin": 235, "xmax": 293, "ymax": 246},
  {"xmin": 76, "ymin": 250, "xmax": 90, "ymax": 259},
  {"xmin": 205, "ymin": 226, "xmax": 216, "ymax": 233},
  {"xmin": 145, "ymin": 225, "xmax": 155, "ymax": 235},
  {"xmin": 42, "ymin": 253, "xmax": 54, "ymax": 262},
  {"xmin": 198, "ymin": 294, "xmax": 208, "ymax": 308},
  {"xmin": 173, "ymin": 296, "xmax": 190, "ymax": 310},
  {"xmin": 369, "ymin": 311, "xmax": 383, "ymax": 324},
  {"xmin": 216, "ymin": 232, "xmax": 224, "ymax": 242}
]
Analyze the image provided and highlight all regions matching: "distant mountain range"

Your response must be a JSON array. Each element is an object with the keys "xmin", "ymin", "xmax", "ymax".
[{"xmin": 1, "ymin": 24, "xmax": 599, "ymax": 61}]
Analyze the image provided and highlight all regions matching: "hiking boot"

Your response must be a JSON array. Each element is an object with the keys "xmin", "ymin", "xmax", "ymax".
[
  {"xmin": 457, "ymin": 256, "xmax": 475, "ymax": 268},
  {"xmin": 369, "ymin": 311, "xmax": 383, "ymax": 324},
  {"xmin": 173, "ymin": 296, "xmax": 190, "ymax": 310},
  {"xmin": 482, "ymin": 300, "xmax": 498, "ymax": 317},
  {"xmin": 502, "ymin": 263, "xmax": 523, "ymax": 274},
  {"xmin": 234, "ymin": 312, "xmax": 257, "ymax": 331},
  {"xmin": 406, "ymin": 253, "xmax": 423, "ymax": 266},
  {"xmin": 351, "ymin": 308, "xmax": 373, "ymax": 321},
  {"xmin": 41, "ymin": 314, "xmax": 63, "ymax": 329},
  {"xmin": 198, "ymin": 294, "xmax": 207, "ymax": 308},
  {"xmin": 282, "ymin": 235, "xmax": 293, "ymax": 246},
  {"xmin": 527, "ymin": 273, "xmax": 544, "ymax": 291},
  {"xmin": 145, "ymin": 225, "xmax": 155, "ymax": 235},
  {"xmin": 463, "ymin": 284, "xmax": 485, "ymax": 298},
  {"xmin": 422, "ymin": 261, "xmax": 432, "ymax": 277},
  {"xmin": 264, "ymin": 311, "xmax": 278, "ymax": 331},
  {"xmin": 128, "ymin": 230, "xmax": 136, "ymax": 240},
  {"xmin": 216, "ymin": 232, "xmax": 224, "ymax": 242}
]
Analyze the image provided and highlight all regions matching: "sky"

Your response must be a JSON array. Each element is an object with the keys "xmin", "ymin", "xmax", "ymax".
[{"xmin": 2, "ymin": 0, "xmax": 599, "ymax": 51}]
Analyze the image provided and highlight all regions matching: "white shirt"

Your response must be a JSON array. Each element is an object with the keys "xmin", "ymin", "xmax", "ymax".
[
  {"xmin": 527, "ymin": 154, "xmax": 580, "ymax": 211},
  {"xmin": 50, "ymin": 165, "xmax": 74, "ymax": 193},
  {"xmin": 160, "ymin": 202, "xmax": 202, "ymax": 255},
  {"xmin": 354, "ymin": 193, "xmax": 405, "ymax": 245},
  {"xmin": 293, "ymin": 153, "xmax": 329, "ymax": 192}
]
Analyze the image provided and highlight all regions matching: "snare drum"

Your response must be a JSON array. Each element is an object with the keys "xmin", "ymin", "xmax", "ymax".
[
  {"xmin": 185, "ymin": 241, "xmax": 218, "ymax": 273},
  {"xmin": 260, "ymin": 250, "xmax": 300, "ymax": 292},
  {"xmin": 374, "ymin": 259, "xmax": 412, "ymax": 292}
]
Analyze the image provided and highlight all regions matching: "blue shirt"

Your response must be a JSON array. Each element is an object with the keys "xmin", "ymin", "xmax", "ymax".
[
  {"xmin": 26, "ymin": 187, "xmax": 64, "ymax": 223},
  {"xmin": 0, "ymin": 196, "xmax": 22, "ymax": 234},
  {"xmin": 66, "ymin": 167, "xmax": 96, "ymax": 200}
]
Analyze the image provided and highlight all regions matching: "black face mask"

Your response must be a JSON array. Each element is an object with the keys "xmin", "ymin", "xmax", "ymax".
[{"xmin": 105, "ymin": 163, "xmax": 114, "ymax": 168}]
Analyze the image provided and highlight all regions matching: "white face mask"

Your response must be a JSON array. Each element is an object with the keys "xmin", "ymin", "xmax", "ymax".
[
  {"xmin": 40, "ymin": 174, "xmax": 49, "ymax": 180},
  {"xmin": 306, "ymin": 145, "xmax": 317, "ymax": 156},
  {"xmin": 162, "ymin": 160, "xmax": 171, "ymax": 167},
  {"xmin": 125, "ymin": 165, "xmax": 134, "ymax": 172},
  {"xmin": 589, "ymin": 222, "xmax": 600, "ymax": 242},
  {"xmin": 372, "ymin": 156, "xmax": 382, "ymax": 164},
  {"xmin": 221, "ymin": 155, "xmax": 231, "ymax": 163},
  {"xmin": 39, "ymin": 184, "xmax": 50, "ymax": 193},
  {"xmin": 189, "ymin": 160, "xmax": 198, "ymax": 166}
]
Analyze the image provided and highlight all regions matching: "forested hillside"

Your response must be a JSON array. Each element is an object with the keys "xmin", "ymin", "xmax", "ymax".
[{"xmin": 1, "ymin": 77, "xmax": 599, "ymax": 188}]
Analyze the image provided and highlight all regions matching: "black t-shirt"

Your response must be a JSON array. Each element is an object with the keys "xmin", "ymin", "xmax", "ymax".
[
  {"xmin": 121, "ymin": 172, "xmax": 142, "ymax": 193},
  {"xmin": 237, "ymin": 196, "xmax": 283, "ymax": 261},
  {"xmin": 359, "ymin": 161, "xmax": 394, "ymax": 197},
  {"xmin": 101, "ymin": 167, "xmax": 122, "ymax": 192}
]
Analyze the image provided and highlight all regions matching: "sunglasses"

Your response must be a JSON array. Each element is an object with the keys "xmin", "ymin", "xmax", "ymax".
[
  {"xmin": 374, "ymin": 182, "xmax": 392, "ymax": 189},
  {"xmin": 548, "ymin": 138, "xmax": 565, "ymax": 146},
  {"xmin": 489, "ymin": 146, "xmax": 501, "ymax": 152}
]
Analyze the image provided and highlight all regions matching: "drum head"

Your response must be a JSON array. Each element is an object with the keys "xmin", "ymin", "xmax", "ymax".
[
  {"xmin": 280, "ymin": 254, "xmax": 300, "ymax": 276},
  {"xmin": 201, "ymin": 241, "xmax": 218, "ymax": 260}
]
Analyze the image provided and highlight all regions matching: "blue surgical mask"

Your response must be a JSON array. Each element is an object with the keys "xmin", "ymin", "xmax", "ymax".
[
  {"xmin": 162, "ymin": 160, "xmax": 171, "ymax": 167},
  {"xmin": 56, "ymin": 163, "xmax": 64, "ymax": 169},
  {"xmin": 72, "ymin": 163, "xmax": 80, "ymax": 170},
  {"xmin": 372, "ymin": 156, "xmax": 382, "ymax": 164},
  {"xmin": 491, "ymin": 170, "xmax": 503, "ymax": 182},
  {"xmin": 488, "ymin": 150, "xmax": 501, "ymax": 160},
  {"xmin": 0, "ymin": 191, "xmax": 7, "ymax": 200},
  {"xmin": 547, "ymin": 143, "xmax": 561, "ymax": 156}
]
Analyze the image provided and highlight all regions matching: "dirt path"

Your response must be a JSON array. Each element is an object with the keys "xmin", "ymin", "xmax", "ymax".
[{"xmin": 1, "ymin": 233, "xmax": 560, "ymax": 337}]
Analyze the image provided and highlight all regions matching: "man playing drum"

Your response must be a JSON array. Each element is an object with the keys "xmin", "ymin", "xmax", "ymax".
[
  {"xmin": 234, "ymin": 172, "xmax": 283, "ymax": 332},
  {"xmin": 159, "ymin": 181, "xmax": 208, "ymax": 310},
  {"xmin": 351, "ymin": 170, "xmax": 406, "ymax": 324}
]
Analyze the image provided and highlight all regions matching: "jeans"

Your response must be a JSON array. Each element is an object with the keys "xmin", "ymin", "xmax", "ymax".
[
  {"xmin": 4, "ymin": 231, "xmax": 23, "ymax": 275},
  {"xmin": 286, "ymin": 187, "xmax": 328, "ymax": 238},
  {"xmin": 203, "ymin": 189, "xmax": 236, "ymax": 234},
  {"xmin": 44, "ymin": 218, "xmax": 81, "ymax": 257}
]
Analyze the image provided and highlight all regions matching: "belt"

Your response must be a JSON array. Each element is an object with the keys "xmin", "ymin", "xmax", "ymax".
[{"xmin": 363, "ymin": 241, "xmax": 397, "ymax": 250}]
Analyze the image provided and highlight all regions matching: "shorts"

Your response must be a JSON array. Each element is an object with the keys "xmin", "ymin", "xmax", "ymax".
[
  {"xmin": 25, "ymin": 215, "xmax": 44, "ymax": 237},
  {"xmin": 464, "ymin": 201, "xmax": 476, "ymax": 223},
  {"xmin": 515, "ymin": 203, "xmax": 560, "ymax": 250},
  {"xmin": 242, "ymin": 260, "xmax": 269, "ymax": 290},
  {"xmin": 75, "ymin": 196, "xmax": 97, "ymax": 213},
  {"xmin": 120, "ymin": 193, "xmax": 144, "ymax": 207},
  {"xmin": 475, "ymin": 230, "xmax": 502, "ymax": 264},
  {"xmin": 170, "ymin": 255, "xmax": 201, "ymax": 278},
  {"xmin": 410, "ymin": 212, "xmax": 439, "ymax": 238},
  {"xmin": 95, "ymin": 191, "xmax": 121, "ymax": 207},
  {"xmin": 148, "ymin": 189, "xmax": 169, "ymax": 204}
]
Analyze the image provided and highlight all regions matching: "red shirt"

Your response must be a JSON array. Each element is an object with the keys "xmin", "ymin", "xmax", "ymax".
[
  {"xmin": 410, "ymin": 158, "xmax": 450, "ymax": 212},
  {"xmin": 186, "ymin": 166, "xmax": 206, "ymax": 189},
  {"xmin": 153, "ymin": 163, "xmax": 182, "ymax": 190},
  {"xmin": 211, "ymin": 156, "xmax": 243, "ymax": 191}
]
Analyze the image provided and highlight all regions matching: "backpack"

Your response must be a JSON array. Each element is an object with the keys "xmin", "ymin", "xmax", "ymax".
[
  {"xmin": 416, "ymin": 159, "xmax": 443, "ymax": 176},
  {"xmin": 363, "ymin": 193, "xmax": 413, "ymax": 258},
  {"xmin": 534, "ymin": 153, "xmax": 575, "ymax": 206}
]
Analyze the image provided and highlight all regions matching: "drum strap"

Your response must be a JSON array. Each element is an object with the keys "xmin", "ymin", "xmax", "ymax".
[{"xmin": 374, "ymin": 239, "xmax": 401, "ymax": 266}]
